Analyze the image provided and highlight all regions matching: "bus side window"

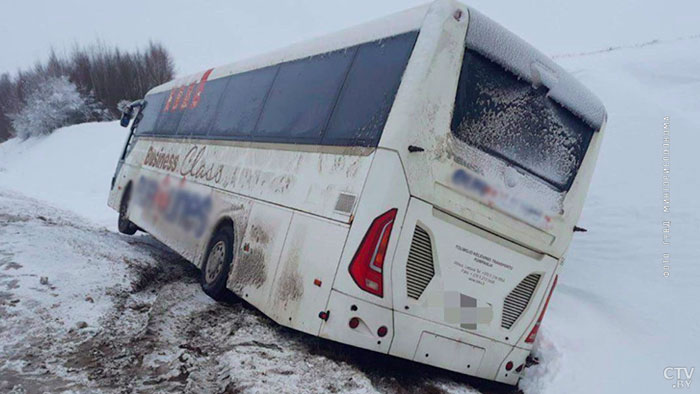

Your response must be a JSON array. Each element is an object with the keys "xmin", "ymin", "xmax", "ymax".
[
  {"xmin": 155, "ymin": 98, "xmax": 184, "ymax": 137},
  {"xmin": 209, "ymin": 66, "xmax": 278, "ymax": 139},
  {"xmin": 133, "ymin": 92, "xmax": 167, "ymax": 136},
  {"xmin": 323, "ymin": 31, "xmax": 418, "ymax": 147},
  {"xmin": 177, "ymin": 77, "xmax": 228, "ymax": 138},
  {"xmin": 253, "ymin": 47, "xmax": 356, "ymax": 143}
]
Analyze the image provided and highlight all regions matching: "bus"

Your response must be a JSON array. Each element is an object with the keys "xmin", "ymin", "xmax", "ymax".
[{"xmin": 109, "ymin": 0, "xmax": 606, "ymax": 386}]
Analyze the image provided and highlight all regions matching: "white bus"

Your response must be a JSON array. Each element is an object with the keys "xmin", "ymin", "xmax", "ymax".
[{"xmin": 109, "ymin": 0, "xmax": 605, "ymax": 386}]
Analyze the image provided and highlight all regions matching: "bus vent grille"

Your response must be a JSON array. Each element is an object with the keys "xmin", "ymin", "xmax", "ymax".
[
  {"xmin": 334, "ymin": 193, "xmax": 356, "ymax": 214},
  {"xmin": 501, "ymin": 273, "xmax": 542, "ymax": 329},
  {"xmin": 406, "ymin": 226, "xmax": 435, "ymax": 300}
]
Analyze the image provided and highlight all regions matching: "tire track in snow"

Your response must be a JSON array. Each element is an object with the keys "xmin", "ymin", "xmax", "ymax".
[
  {"xmin": 0, "ymin": 189, "xmax": 517, "ymax": 394},
  {"xmin": 551, "ymin": 33, "xmax": 700, "ymax": 59}
]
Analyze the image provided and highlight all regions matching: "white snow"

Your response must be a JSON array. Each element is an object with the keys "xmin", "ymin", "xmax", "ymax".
[
  {"xmin": 0, "ymin": 121, "xmax": 128, "ymax": 229},
  {"xmin": 519, "ymin": 35, "xmax": 700, "ymax": 394},
  {"xmin": 0, "ymin": 191, "xmax": 133, "ymax": 332}
]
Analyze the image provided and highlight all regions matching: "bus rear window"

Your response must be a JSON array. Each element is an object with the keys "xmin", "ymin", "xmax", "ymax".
[{"xmin": 450, "ymin": 50, "xmax": 594, "ymax": 191}]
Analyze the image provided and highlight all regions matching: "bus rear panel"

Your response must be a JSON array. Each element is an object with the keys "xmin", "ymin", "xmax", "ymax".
[{"xmin": 321, "ymin": 2, "xmax": 604, "ymax": 385}]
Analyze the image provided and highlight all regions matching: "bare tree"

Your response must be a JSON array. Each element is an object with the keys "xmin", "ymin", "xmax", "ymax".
[
  {"xmin": 10, "ymin": 76, "xmax": 106, "ymax": 139},
  {"xmin": 0, "ymin": 73, "xmax": 19, "ymax": 140},
  {"xmin": 0, "ymin": 41, "xmax": 175, "ymax": 141}
]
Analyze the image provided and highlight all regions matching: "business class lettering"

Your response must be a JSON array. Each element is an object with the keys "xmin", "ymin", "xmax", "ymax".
[
  {"xmin": 142, "ymin": 144, "xmax": 223, "ymax": 185},
  {"xmin": 180, "ymin": 146, "xmax": 223, "ymax": 184},
  {"xmin": 144, "ymin": 146, "xmax": 179, "ymax": 172},
  {"xmin": 134, "ymin": 175, "xmax": 212, "ymax": 238}
]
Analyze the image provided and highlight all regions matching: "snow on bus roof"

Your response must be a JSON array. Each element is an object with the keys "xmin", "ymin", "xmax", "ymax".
[
  {"xmin": 149, "ymin": 3, "xmax": 430, "ymax": 94},
  {"xmin": 148, "ymin": 0, "xmax": 606, "ymax": 130},
  {"xmin": 465, "ymin": 8, "xmax": 607, "ymax": 129}
]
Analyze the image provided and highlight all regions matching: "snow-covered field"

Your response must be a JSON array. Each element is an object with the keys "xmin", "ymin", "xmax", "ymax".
[
  {"xmin": 519, "ymin": 36, "xmax": 700, "ymax": 393},
  {"xmin": 1, "ymin": 27, "xmax": 699, "ymax": 394},
  {"xmin": 0, "ymin": 123, "xmax": 127, "ymax": 229}
]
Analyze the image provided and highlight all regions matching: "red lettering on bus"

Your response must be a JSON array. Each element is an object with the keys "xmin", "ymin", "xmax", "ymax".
[
  {"xmin": 163, "ymin": 87, "xmax": 176, "ymax": 112},
  {"xmin": 180, "ymin": 82, "xmax": 197, "ymax": 110},
  {"xmin": 190, "ymin": 68, "xmax": 214, "ymax": 109},
  {"xmin": 171, "ymin": 85, "xmax": 186, "ymax": 111}
]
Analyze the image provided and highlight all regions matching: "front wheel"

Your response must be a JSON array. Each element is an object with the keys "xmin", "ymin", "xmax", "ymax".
[
  {"xmin": 118, "ymin": 186, "xmax": 138, "ymax": 235},
  {"xmin": 200, "ymin": 226, "xmax": 234, "ymax": 301}
]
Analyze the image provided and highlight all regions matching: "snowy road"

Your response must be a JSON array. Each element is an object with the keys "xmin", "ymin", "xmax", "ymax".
[{"xmin": 0, "ymin": 189, "xmax": 518, "ymax": 394}]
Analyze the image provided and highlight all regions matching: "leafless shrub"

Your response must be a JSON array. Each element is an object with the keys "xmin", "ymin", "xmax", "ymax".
[
  {"xmin": 0, "ymin": 41, "xmax": 174, "ymax": 141},
  {"xmin": 10, "ymin": 76, "xmax": 108, "ymax": 139}
]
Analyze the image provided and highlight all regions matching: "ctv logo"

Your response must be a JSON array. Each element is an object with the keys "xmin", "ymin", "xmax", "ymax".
[{"xmin": 664, "ymin": 367, "xmax": 694, "ymax": 389}]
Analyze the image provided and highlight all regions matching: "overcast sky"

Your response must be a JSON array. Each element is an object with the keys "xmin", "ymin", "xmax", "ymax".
[{"xmin": 2, "ymin": 0, "xmax": 698, "ymax": 78}]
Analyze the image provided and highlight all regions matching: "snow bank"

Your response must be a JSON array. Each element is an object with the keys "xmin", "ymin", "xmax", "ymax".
[
  {"xmin": 0, "ymin": 121, "xmax": 128, "ymax": 229},
  {"xmin": 520, "ymin": 36, "xmax": 700, "ymax": 394},
  {"xmin": 0, "ymin": 191, "xmax": 133, "ymax": 331}
]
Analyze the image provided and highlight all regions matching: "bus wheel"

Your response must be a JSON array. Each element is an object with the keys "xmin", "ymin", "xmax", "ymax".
[
  {"xmin": 118, "ymin": 186, "xmax": 138, "ymax": 235},
  {"xmin": 200, "ymin": 226, "xmax": 234, "ymax": 301}
]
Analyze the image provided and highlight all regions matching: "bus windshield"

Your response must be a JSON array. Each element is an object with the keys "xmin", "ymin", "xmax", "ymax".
[{"xmin": 450, "ymin": 50, "xmax": 595, "ymax": 192}]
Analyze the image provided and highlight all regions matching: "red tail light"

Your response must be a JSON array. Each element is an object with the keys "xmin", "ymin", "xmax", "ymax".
[
  {"xmin": 348, "ymin": 209, "xmax": 397, "ymax": 297},
  {"xmin": 526, "ymin": 275, "xmax": 558, "ymax": 343}
]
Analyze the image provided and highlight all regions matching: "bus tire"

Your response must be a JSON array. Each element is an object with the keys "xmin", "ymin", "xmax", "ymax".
[
  {"xmin": 200, "ymin": 226, "xmax": 234, "ymax": 301},
  {"xmin": 118, "ymin": 185, "xmax": 138, "ymax": 235}
]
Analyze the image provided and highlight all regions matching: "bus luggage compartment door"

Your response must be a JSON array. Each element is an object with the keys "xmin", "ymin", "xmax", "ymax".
[
  {"xmin": 390, "ymin": 197, "xmax": 558, "ymax": 347},
  {"xmin": 267, "ymin": 212, "xmax": 349, "ymax": 337}
]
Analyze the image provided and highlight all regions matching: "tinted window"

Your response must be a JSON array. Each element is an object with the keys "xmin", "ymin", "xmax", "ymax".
[
  {"xmin": 176, "ymin": 77, "xmax": 228, "ymax": 137},
  {"xmin": 323, "ymin": 32, "xmax": 417, "ymax": 146},
  {"xmin": 155, "ymin": 86, "xmax": 185, "ymax": 136},
  {"xmin": 254, "ymin": 48, "xmax": 356, "ymax": 142},
  {"xmin": 451, "ymin": 50, "xmax": 594, "ymax": 191},
  {"xmin": 134, "ymin": 92, "xmax": 167, "ymax": 135},
  {"xmin": 210, "ymin": 66, "xmax": 278, "ymax": 138}
]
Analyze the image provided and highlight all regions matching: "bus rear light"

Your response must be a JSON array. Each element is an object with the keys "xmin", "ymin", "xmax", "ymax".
[
  {"xmin": 377, "ymin": 326, "xmax": 388, "ymax": 337},
  {"xmin": 505, "ymin": 361, "xmax": 513, "ymax": 371},
  {"xmin": 349, "ymin": 317, "xmax": 360, "ymax": 329},
  {"xmin": 525, "ymin": 275, "xmax": 558, "ymax": 343},
  {"xmin": 348, "ymin": 209, "xmax": 397, "ymax": 297},
  {"xmin": 318, "ymin": 310, "xmax": 330, "ymax": 321}
]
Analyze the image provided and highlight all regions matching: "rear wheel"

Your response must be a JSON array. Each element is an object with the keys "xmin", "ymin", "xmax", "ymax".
[
  {"xmin": 118, "ymin": 186, "xmax": 138, "ymax": 235},
  {"xmin": 200, "ymin": 226, "xmax": 234, "ymax": 301}
]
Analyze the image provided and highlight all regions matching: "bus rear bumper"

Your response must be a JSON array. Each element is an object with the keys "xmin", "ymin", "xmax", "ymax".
[
  {"xmin": 391, "ymin": 311, "xmax": 525, "ymax": 385},
  {"xmin": 319, "ymin": 290, "xmax": 394, "ymax": 354},
  {"xmin": 319, "ymin": 290, "xmax": 526, "ymax": 386}
]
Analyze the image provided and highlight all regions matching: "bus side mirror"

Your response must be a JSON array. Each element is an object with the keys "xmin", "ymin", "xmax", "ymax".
[{"xmin": 120, "ymin": 108, "xmax": 133, "ymax": 128}]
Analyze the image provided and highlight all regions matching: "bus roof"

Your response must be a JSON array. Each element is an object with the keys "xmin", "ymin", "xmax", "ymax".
[
  {"xmin": 149, "ymin": 3, "xmax": 430, "ymax": 95},
  {"xmin": 148, "ymin": 0, "xmax": 605, "ymax": 129}
]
